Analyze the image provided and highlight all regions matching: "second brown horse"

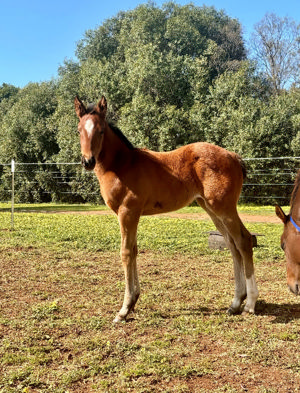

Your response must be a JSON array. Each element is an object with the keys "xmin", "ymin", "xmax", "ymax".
[
  {"xmin": 276, "ymin": 170, "xmax": 300, "ymax": 295},
  {"xmin": 75, "ymin": 96, "xmax": 259, "ymax": 322}
]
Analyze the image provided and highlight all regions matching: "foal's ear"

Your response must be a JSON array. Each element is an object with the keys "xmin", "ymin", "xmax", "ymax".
[
  {"xmin": 74, "ymin": 96, "xmax": 86, "ymax": 118},
  {"xmin": 96, "ymin": 96, "xmax": 107, "ymax": 117},
  {"xmin": 275, "ymin": 205, "xmax": 288, "ymax": 224}
]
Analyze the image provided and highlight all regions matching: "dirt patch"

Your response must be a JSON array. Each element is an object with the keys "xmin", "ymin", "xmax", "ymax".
[{"xmin": 0, "ymin": 248, "xmax": 298, "ymax": 392}]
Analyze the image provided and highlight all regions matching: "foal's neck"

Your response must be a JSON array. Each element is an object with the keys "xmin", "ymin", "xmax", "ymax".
[{"xmin": 96, "ymin": 125, "xmax": 133, "ymax": 174}]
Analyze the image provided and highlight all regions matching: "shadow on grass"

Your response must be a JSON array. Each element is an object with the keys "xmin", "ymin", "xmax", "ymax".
[
  {"xmin": 123, "ymin": 302, "xmax": 299, "ymax": 323},
  {"xmin": 177, "ymin": 301, "xmax": 300, "ymax": 323},
  {"xmin": 255, "ymin": 299, "xmax": 300, "ymax": 323},
  {"xmin": 181, "ymin": 306, "xmax": 213, "ymax": 316}
]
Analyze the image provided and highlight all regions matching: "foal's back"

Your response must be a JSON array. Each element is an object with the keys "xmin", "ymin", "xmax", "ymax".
[{"xmin": 131, "ymin": 142, "xmax": 244, "ymax": 216}]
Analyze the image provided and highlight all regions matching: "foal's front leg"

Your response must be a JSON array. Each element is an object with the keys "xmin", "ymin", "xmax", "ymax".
[{"xmin": 113, "ymin": 210, "xmax": 140, "ymax": 323}]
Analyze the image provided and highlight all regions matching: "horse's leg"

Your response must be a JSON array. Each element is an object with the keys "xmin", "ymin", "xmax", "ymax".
[
  {"xmin": 221, "ymin": 211, "xmax": 259, "ymax": 314},
  {"xmin": 197, "ymin": 198, "xmax": 247, "ymax": 313},
  {"xmin": 114, "ymin": 209, "xmax": 140, "ymax": 323},
  {"xmin": 210, "ymin": 217, "xmax": 247, "ymax": 313},
  {"xmin": 132, "ymin": 242, "xmax": 141, "ymax": 307}
]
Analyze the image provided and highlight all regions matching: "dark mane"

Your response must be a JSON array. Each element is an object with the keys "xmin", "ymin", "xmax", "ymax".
[
  {"xmin": 108, "ymin": 122, "xmax": 135, "ymax": 150},
  {"xmin": 290, "ymin": 169, "xmax": 300, "ymax": 211}
]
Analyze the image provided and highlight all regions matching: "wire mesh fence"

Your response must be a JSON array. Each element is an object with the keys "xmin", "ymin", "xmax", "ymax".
[
  {"xmin": 0, "ymin": 161, "xmax": 102, "ymax": 204},
  {"xmin": 0, "ymin": 157, "xmax": 299, "ymax": 206},
  {"xmin": 241, "ymin": 157, "xmax": 300, "ymax": 205}
]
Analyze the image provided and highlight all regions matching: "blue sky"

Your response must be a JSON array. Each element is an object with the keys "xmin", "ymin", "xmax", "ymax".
[{"xmin": 1, "ymin": 0, "xmax": 299, "ymax": 88}]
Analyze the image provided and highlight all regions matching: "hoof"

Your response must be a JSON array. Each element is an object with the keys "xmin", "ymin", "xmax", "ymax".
[
  {"xmin": 227, "ymin": 306, "xmax": 241, "ymax": 315},
  {"xmin": 242, "ymin": 306, "xmax": 255, "ymax": 316},
  {"xmin": 113, "ymin": 314, "xmax": 126, "ymax": 323}
]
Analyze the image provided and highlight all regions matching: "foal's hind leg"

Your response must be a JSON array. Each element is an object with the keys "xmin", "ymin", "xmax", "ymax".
[
  {"xmin": 114, "ymin": 209, "xmax": 141, "ymax": 323},
  {"xmin": 197, "ymin": 199, "xmax": 247, "ymax": 313},
  {"xmin": 222, "ymin": 212, "xmax": 259, "ymax": 314},
  {"xmin": 211, "ymin": 217, "xmax": 247, "ymax": 313}
]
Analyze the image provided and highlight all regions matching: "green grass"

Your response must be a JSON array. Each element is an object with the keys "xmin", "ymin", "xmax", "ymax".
[
  {"xmin": 0, "ymin": 202, "xmax": 288, "ymax": 215},
  {"xmin": 0, "ymin": 208, "xmax": 283, "ymax": 261},
  {"xmin": 0, "ymin": 202, "xmax": 108, "ymax": 213},
  {"xmin": 0, "ymin": 204, "xmax": 299, "ymax": 392}
]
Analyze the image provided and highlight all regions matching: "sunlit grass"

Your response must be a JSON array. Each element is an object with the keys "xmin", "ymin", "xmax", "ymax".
[
  {"xmin": 0, "ymin": 201, "xmax": 289, "ymax": 215},
  {"xmin": 0, "ymin": 208, "xmax": 283, "ymax": 262},
  {"xmin": 0, "ymin": 202, "xmax": 108, "ymax": 213}
]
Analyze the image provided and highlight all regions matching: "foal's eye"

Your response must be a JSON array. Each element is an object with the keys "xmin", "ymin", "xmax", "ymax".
[{"xmin": 281, "ymin": 242, "xmax": 286, "ymax": 251}]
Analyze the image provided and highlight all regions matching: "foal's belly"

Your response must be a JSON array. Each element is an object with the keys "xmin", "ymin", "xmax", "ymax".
[{"xmin": 141, "ymin": 191, "xmax": 198, "ymax": 216}]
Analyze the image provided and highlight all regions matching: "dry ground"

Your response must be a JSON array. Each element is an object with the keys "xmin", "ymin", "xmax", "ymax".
[
  {"xmin": 0, "ymin": 208, "xmax": 299, "ymax": 392},
  {"xmin": 0, "ymin": 249, "xmax": 300, "ymax": 392}
]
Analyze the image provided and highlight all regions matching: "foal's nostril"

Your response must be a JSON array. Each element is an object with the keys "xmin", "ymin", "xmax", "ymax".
[
  {"xmin": 81, "ymin": 156, "xmax": 96, "ymax": 170},
  {"xmin": 295, "ymin": 284, "xmax": 299, "ymax": 295}
]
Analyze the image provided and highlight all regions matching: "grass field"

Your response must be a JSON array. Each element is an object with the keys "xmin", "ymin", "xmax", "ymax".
[{"xmin": 0, "ymin": 204, "xmax": 299, "ymax": 392}]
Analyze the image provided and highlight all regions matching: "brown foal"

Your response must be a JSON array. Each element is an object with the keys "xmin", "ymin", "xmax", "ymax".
[{"xmin": 75, "ymin": 96, "xmax": 259, "ymax": 322}]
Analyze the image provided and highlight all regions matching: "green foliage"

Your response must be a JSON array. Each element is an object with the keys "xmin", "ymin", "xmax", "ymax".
[
  {"xmin": 0, "ymin": 82, "xmax": 58, "ymax": 162},
  {"xmin": 71, "ymin": 2, "xmax": 247, "ymax": 151},
  {"xmin": 1, "ymin": 3, "xmax": 300, "ymax": 203},
  {"xmin": 0, "ymin": 83, "xmax": 19, "ymax": 103}
]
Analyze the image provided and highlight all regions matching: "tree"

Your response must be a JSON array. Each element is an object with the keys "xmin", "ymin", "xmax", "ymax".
[
  {"xmin": 72, "ymin": 2, "xmax": 247, "ymax": 151},
  {"xmin": 197, "ymin": 62, "xmax": 267, "ymax": 154},
  {"xmin": 77, "ymin": 3, "xmax": 246, "ymax": 76},
  {"xmin": 0, "ymin": 83, "xmax": 19, "ymax": 102},
  {"xmin": 250, "ymin": 13, "xmax": 300, "ymax": 93},
  {"xmin": 0, "ymin": 82, "xmax": 58, "ymax": 163},
  {"xmin": 0, "ymin": 84, "xmax": 20, "ymax": 126},
  {"xmin": 0, "ymin": 82, "xmax": 59, "ymax": 202}
]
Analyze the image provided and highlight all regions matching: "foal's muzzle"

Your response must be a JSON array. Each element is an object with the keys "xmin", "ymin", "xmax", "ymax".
[
  {"xmin": 81, "ymin": 156, "xmax": 96, "ymax": 171},
  {"xmin": 289, "ymin": 283, "xmax": 300, "ymax": 296}
]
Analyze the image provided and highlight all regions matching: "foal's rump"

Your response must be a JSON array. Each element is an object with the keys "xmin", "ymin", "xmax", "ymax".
[{"xmin": 192, "ymin": 142, "xmax": 245, "ymax": 212}]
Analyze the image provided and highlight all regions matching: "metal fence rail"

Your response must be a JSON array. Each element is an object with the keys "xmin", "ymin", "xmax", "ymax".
[
  {"xmin": 240, "ymin": 157, "xmax": 300, "ymax": 203},
  {"xmin": 0, "ymin": 160, "xmax": 101, "ymax": 204},
  {"xmin": 0, "ymin": 156, "xmax": 299, "ymax": 208}
]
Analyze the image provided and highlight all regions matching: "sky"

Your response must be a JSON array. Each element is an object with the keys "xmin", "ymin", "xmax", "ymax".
[{"xmin": 1, "ymin": 0, "xmax": 300, "ymax": 88}]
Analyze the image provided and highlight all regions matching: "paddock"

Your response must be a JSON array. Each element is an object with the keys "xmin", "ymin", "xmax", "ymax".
[{"xmin": 0, "ymin": 206, "xmax": 299, "ymax": 392}]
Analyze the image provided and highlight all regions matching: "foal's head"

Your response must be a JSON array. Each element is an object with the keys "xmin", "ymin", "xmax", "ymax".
[
  {"xmin": 276, "ymin": 205, "xmax": 300, "ymax": 295},
  {"xmin": 74, "ymin": 96, "xmax": 107, "ymax": 171}
]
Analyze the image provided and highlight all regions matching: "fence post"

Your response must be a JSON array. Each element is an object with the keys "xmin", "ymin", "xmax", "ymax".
[{"xmin": 11, "ymin": 159, "xmax": 15, "ymax": 230}]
